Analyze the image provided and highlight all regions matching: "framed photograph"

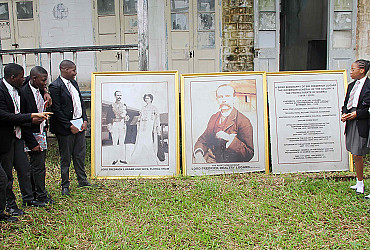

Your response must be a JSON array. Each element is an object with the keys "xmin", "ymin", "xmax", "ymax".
[
  {"xmin": 267, "ymin": 70, "xmax": 351, "ymax": 173},
  {"xmin": 91, "ymin": 71, "xmax": 180, "ymax": 178},
  {"xmin": 181, "ymin": 72, "xmax": 269, "ymax": 176}
]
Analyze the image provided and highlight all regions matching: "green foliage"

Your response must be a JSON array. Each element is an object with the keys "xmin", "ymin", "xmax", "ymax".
[{"xmin": 0, "ymin": 138, "xmax": 369, "ymax": 249}]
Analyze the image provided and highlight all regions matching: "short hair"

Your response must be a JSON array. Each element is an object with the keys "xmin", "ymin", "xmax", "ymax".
[
  {"xmin": 216, "ymin": 84, "xmax": 236, "ymax": 97},
  {"xmin": 30, "ymin": 66, "xmax": 48, "ymax": 77},
  {"xmin": 355, "ymin": 59, "xmax": 370, "ymax": 75},
  {"xmin": 143, "ymin": 93, "xmax": 153, "ymax": 102},
  {"xmin": 114, "ymin": 90, "xmax": 121, "ymax": 97},
  {"xmin": 59, "ymin": 60, "xmax": 75, "ymax": 70},
  {"xmin": 4, "ymin": 63, "xmax": 24, "ymax": 79}
]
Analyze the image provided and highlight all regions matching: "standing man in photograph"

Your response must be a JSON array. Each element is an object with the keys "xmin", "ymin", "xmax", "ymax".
[
  {"xmin": 106, "ymin": 90, "xmax": 130, "ymax": 165},
  {"xmin": 193, "ymin": 84, "xmax": 254, "ymax": 163},
  {"xmin": 21, "ymin": 66, "xmax": 54, "ymax": 204},
  {"xmin": 49, "ymin": 60, "xmax": 91, "ymax": 196},
  {"xmin": 0, "ymin": 63, "xmax": 49, "ymax": 221}
]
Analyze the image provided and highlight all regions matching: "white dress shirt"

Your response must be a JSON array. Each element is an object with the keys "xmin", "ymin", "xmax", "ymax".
[{"xmin": 60, "ymin": 76, "xmax": 82, "ymax": 119}]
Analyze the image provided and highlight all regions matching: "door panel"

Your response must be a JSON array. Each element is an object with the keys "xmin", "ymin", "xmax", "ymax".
[
  {"xmin": 167, "ymin": 0, "xmax": 192, "ymax": 74},
  {"xmin": 167, "ymin": 0, "xmax": 220, "ymax": 74},
  {"xmin": 94, "ymin": 0, "xmax": 138, "ymax": 71},
  {"xmin": 328, "ymin": 0, "xmax": 357, "ymax": 79},
  {"xmin": 98, "ymin": 16, "xmax": 117, "ymax": 34},
  {"xmin": 0, "ymin": 0, "xmax": 39, "ymax": 71},
  {"xmin": 193, "ymin": 0, "xmax": 219, "ymax": 73},
  {"xmin": 254, "ymin": 0, "xmax": 279, "ymax": 72}
]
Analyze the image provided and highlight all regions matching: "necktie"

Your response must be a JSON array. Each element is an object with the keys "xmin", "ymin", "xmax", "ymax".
[
  {"xmin": 12, "ymin": 88, "xmax": 21, "ymax": 139},
  {"xmin": 36, "ymin": 89, "xmax": 45, "ymax": 133},
  {"xmin": 66, "ymin": 81, "xmax": 80, "ymax": 118},
  {"xmin": 36, "ymin": 89, "xmax": 44, "ymax": 112},
  {"xmin": 347, "ymin": 80, "xmax": 360, "ymax": 110}
]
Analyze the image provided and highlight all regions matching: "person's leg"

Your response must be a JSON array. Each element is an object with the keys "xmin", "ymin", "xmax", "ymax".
[
  {"xmin": 0, "ymin": 162, "xmax": 17, "ymax": 222},
  {"xmin": 111, "ymin": 122, "xmax": 119, "ymax": 146},
  {"xmin": 72, "ymin": 132, "xmax": 89, "ymax": 186},
  {"xmin": 0, "ymin": 162, "xmax": 7, "ymax": 214},
  {"xmin": 119, "ymin": 122, "xmax": 127, "ymax": 163},
  {"xmin": 57, "ymin": 135, "xmax": 73, "ymax": 189},
  {"xmin": 28, "ymin": 150, "xmax": 48, "ymax": 200},
  {"xmin": 353, "ymin": 155, "xmax": 365, "ymax": 194},
  {"xmin": 13, "ymin": 138, "xmax": 35, "ymax": 203},
  {"xmin": 0, "ymin": 140, "xmax": 17, "ymax": 209},
  {"xmin": 111, "ymin": 122, "xmax": 120, "ymax": 164}
]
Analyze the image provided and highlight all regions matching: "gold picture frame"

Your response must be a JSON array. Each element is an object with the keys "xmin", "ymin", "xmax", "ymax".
[
  {"xmin": 91, "ymin": 71, "xmax": 180, "ymax": 178},
  {"xmin": 266, "ymin": 70, "xmax": 352, "ymax": 173},
  {"xmin": 181, "ymin": 72, "xmax": 269, "ymax": 176}
]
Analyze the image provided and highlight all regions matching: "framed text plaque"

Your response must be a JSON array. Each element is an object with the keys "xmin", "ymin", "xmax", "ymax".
[{"xmin": 267, "ymin": 70, "xmax": 351, "ymax": 173}]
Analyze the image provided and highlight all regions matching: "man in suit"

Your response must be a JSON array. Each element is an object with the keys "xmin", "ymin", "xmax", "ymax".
[
  {"xmin": 21, "ymin": 66, "xmax": 54, "ymax": 204},
  {"xmin": 194, "ymin": 84, "xmax": 254, "ymax": 163},
  {"xmin": 0, "ymin": 63, "xmax": 50, "ymax": 220},
  {"xmin": 106, "ymin": 90, "xmax": 130, "ymax": 165},
  {"xmin": 49, "ymin": 60, "xmax": 91, "ymax": 195}
]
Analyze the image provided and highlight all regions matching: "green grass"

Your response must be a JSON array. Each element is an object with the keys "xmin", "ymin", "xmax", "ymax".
[{"xmin": 0, "ymin": 138, "xmax": 369, "ymax": 249}]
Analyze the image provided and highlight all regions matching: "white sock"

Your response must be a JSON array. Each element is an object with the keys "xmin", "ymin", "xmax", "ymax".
[
  {"xmin": 356, "ymin": 180, "xmax": 364, "ymax": 193},
  {"xmin": 357, "ymin": 180, "xmax": 364, "ymax": 187}
]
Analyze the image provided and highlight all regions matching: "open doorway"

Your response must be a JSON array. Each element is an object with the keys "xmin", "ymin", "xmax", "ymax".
[{"xmin": 280, "ymin": 0, "xmax": 328, "ymax": 71}]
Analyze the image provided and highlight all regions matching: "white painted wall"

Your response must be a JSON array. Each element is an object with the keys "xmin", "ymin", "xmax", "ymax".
[
  {"xmin": 148, "ymin": 0, "xmax": 167, "ymax": 71},
  {"xmin": 38, "ymin": 0, "xmax": 95, "ymax": 90}
]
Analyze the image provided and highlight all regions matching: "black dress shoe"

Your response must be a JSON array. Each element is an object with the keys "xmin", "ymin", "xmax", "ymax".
[
  {"xmin": 0, "ymin": 213, "xmax": 18, "ymax": 222},
  {"xmin": 38, "ymin": 196, "xmax": 55, "ymax": 205},
  {"xmin": 120, "ymin": 160, "xmax": 128, "ymax": 164},
  {"xmin": 61, "ymin": 187, "xmax": 70, "ymax": 196},
  {"xmin": 23, "ymin": 200, "xmax": 46, "ymax": 207},
  {"xmin": 5, "ymin": 207, "xmax": 25, "ymax": 216},
  {"xmin": 112, "ymin": 160, "xmax": 118, "ymax": 165}
]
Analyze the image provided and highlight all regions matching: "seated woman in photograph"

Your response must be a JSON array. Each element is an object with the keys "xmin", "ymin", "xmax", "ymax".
[
  {"xmin": 130, "ymin": 94, "xmax": 161, "ymax": 165},
  {"xmin": 341, "ymin": 59, "xmax": 370, "ymax": 197}
]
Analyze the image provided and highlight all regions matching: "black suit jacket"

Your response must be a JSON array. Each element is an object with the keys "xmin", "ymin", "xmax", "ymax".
[
  {"xmin": 20, "ymin": 82, "xmax": 47, "ymax": 149},
  {"xmin": 49, "ymin": 76, "xmax": 88, "ymax": 136},
  {"xmin": 0, "ymin": 79, "xmax": 32, "ymax": 154},
  {"xmin": 342, "ymin": 77, "xmax": 370, "ymax": 138}
]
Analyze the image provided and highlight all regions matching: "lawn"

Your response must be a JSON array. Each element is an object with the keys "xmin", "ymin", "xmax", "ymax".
[{"xmin": 0, "ymin": 138, "xmax": 369, "ymax": 249}]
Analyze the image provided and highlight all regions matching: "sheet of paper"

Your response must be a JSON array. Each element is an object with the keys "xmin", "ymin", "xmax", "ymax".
[{"xmin": 70, "ymin": 118, "xmax": 83, "ymax": 131}]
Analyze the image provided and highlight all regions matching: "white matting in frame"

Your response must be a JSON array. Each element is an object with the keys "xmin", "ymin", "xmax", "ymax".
[
  {"xmin": 91, "ymin": 71, "xmax": 180, "ymax": 178},
  {"xmin": 267, "ymin": 70, "xmax": 350, "ymax": 174},
  {"xmin": 181, "ymin": 72, "xmax": 269, "ymax": 176}
]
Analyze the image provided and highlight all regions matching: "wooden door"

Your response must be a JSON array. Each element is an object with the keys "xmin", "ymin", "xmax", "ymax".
[
  {"xmin": 93, "ymin": 0, "xmax": 138, "ymax": 71},
  {"xmin": 328, "ymin": 0, "xmax": 357, "ymax": 79},
  {"xmin": 192, "ymin": 0, "xmax": 220, "ymax": 73},
  {"xmin": 0, "ymin": 0, "xmax": 39, "ymax": 70},
  {"xmin": 253, "ymin": 0, "xmax": 280, "ymax": 72},
  {"xmin": 167, "ymin": 0, "xmax": 220, "ymax": 74}
]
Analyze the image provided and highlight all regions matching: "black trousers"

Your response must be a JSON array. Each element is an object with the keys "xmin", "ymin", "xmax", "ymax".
[
  {"xmin": 0, "ymin": 137, "xmax": 34, "ymax": 208},
  {"xmin": 0, "ymin": 162, "xmax": 7, "ymax": 213},
  {"xmin": 28, "ymin": 150, "xmax": 48, "ymax": 200},
  {"xmin": 57, "ymin": 131, "xmax": 88, "ymax": 188}
]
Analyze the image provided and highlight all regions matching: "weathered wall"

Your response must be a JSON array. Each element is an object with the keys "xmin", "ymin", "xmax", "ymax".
[
  {"xmin": 148, "ymin": 0, "xmax": 167, "ymax": 71},
  {"xmin": 222, "ymin": 0, "xmax": 254, "ymax": 72},
  {"xmin": 39, "ymin": 0, "xmax": 95, "ymax": 90},
  {"xmin": 356, "ymin": 0, "xmax": 370, "ymax": 72}
]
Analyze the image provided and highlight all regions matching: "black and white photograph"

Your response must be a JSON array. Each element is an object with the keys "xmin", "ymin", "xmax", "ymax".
[{"xmin": 92, "ymin": 72, "xmax": 180, "ymax": 178}]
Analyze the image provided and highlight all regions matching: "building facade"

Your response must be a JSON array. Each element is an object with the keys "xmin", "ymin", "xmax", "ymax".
[{"xmin": 0, "ymin": 0, "xmax": 368, "ymax": 90}]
